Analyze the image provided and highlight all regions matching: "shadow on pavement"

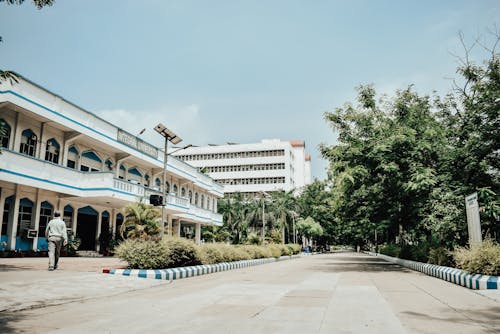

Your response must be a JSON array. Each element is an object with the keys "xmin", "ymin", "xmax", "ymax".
[
  {"xmin": 0, "ymin": 264, "xmax": 39, "ymax": 272},
  {"xmin": 309, "ymin": 255, "xmax": 412, "ymax": 273},
  {"xmin": 401, "ymin": 307, "xmax": 500, "ymax": 333},
  {"xmin": 0, "ymin": 311, "xmax": 29, "ymax": 333}
]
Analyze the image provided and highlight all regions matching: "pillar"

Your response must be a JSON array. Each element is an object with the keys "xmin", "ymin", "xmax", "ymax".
[
  {"xmin": 167, "ymin": 214, "xmax": 173, "ymax": 237},
  {"xmin": 32, "ymin": 190, "xmax": 42, "ymax": 250},
  {"xmin": 71, "ymin": 207, "xmax": 78, "ymax": 236},
  {"xmin": 7, "ymin": 194, "xmax": 20, "ymax": 250},
  {"xmin": 174, "ymin": 219, "xmax": 181, "ymax": 237},
  {"xmin": 195, "ymin": 223, "xmax": 201, "ymax": 245},
  {"xmin": 111, "ymin": 209, "xmax": 116, "ymax": 236},
  {"xmin": 96, "ymin": 210, "xmax": 102, "ymax": 252}
]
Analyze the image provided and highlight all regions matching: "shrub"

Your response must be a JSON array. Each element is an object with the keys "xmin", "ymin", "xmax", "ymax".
[
  {"xmin": 246, "ymin": 233, "xmax": 262, "ymax": 245},
  {"xmin": 199, "ymin": 243, "xmax": 226, "ymax": 264},
  {"xmin": 428, "ymin": 247, "xmax": 454, "ymax": 267},
  {"xmin": 453, "ymin": 239, "xmax": 500, "ymax": 276},
  {"xmin": 269, "ymin": 229, "xmax": 282, "ymax": 244},
  {"xmin": 286, "ymin": 243, "xmax": 301, "ymax": 255},
  {"xmin": 379, "ymin": 243, "xmax": 400, "ymax": 257},
  {"xmin": 115, "ymin": 239, "xmax": 170, "ymax": 269},
  {"xmin": 265, "ymin": 244, "xmax": 283, "ymax": 258},
  {"xmin": 164, "ymin": 237, "xmax": 202, "ymax": 268},
  {"xmin": 239, "ymin": 245, "xmax": 272, "ymax": 259}
]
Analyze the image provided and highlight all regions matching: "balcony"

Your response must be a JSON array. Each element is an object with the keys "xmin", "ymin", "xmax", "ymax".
[{"xmin": 0, "ymin": 150, "xmax": 218, "ymax": 223}]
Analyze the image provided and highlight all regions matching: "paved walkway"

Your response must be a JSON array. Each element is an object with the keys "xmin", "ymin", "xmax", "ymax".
[{"xmin": 1, "ymin": 253, "xmax": 499, "ymax": 333}]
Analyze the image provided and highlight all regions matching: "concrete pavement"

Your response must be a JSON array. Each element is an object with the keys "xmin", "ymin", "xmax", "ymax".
[{"xmin": 1, "ymin": 253, "xmax": 499, "ymax": 333}]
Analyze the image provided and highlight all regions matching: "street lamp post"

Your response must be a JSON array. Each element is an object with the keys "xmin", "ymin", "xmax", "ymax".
[
  {"xmin": 260, "ymin": 191, "xmax": 269, "ymax": 240},
  {"xmin": 154, "ymin": 123, "xmax": 182, "ymax": 240}
]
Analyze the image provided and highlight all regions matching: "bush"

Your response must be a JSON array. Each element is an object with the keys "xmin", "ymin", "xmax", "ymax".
[
  {"xmin": 239, "ymin": 245, "xmax": 272, "ymax": 259},
  {"xmin": 199, "ymin": 243, "xmax": 226, "ymax": 264},
  {"xmin": 246, "ymin": 233, "xmax": 262, "ymax": 245},
  {"xmin": 453, "ymin": 239, "xmax": 500, "ymax": 276},
  {"xmin": 379, "ymin": 244, "xmax": 400, "ymax": 257},
  {"xmin": 428, "ymin": 247, "xmax": 454, "ymax": 267},
  {"xmin": 265, "ymin": 244, "xmax": 284, "ymax": 258},
  {"xmin": 286, "ymin": 244, "xmax": 301, "ymax": 255},
  {"xmin": 164, "ymin": 237, "xmax": 202, "ymax": 268},
  {"xmin": 115, "ymin": 239, "xmax": 170, "ymax": 269}
]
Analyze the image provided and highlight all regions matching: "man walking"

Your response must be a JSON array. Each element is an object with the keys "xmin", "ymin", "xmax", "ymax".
[{"xmin": 45, "ymin": 211, "xmax": 68, "ymax": 271}]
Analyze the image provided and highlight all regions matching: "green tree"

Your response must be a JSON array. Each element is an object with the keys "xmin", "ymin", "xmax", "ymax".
[{"xmin": 120, "ymin": 202, "xmax": 161, "ymax": 240}]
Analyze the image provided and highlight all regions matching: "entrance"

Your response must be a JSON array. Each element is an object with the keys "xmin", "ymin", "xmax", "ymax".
[{"xmin": 77, "ymin": 206, "xmax": 98, "ymax": 250}]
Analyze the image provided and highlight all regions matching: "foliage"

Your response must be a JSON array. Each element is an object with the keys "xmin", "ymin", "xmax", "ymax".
[
  {"xmin": 379, "ymin": 244, "xmax": 401, "ymax": 257},
  {"xmin": 269, "ymin": 229, "xmax": 282, "ymax": 244},
  {"xmin": 428, "ymin": 247, "xmax": 454, "ymax": 267},
  {"xmin": 163, "ymin": 237, "xmax": 202, "ymax": 268},
  {"xmin": 64, "ymin": 235, "xmax": 80, "ymax": 256},
  {"xmin": 296, "ymin": 217, "xmax": 323, "ymax": 243},
  {"xmin": 115, "ymin": 239, "xmax": 170, "ymax": 269},
  {"xmin": 246, "ymin": 232, "xmax": 262, "ymax": 245},
  {"xmin": 453, "ymin": 239, "xmax": 500, "ymax": 276},
  {"xmin": 120, "ymin": 202, "xmax": 160, "ymax": 240},
  {"xmin": 0, "ymin": 0, "xmax": 54, "ymax": 9},
  {"xmin": 286, "ymin": 243, "xmax": 302, "ymax": 254}
]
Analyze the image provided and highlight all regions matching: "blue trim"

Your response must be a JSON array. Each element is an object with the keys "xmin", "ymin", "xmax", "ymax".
[
  {"xmin": 64, "ymin": 204, "xmax": 74, "ymax": 212},
  {"xmin": 68, "ymin": 146, "xmax": 79, "ymax": 154},
  {"xmin": 487, "ymin": 277, "xmax": 498, "ymax": 289},
  {"xmin": 82, "ymin": 151, "xmax": 102, "ymax": 163},
  {"xmin": 1, "ymin": 168, "xmax": 137, "ymax": 197},
  {"xmin": 41, "ymin": 201, "xmax": 53, "ymax": 209},
  {"xmin": 128, "ymin": 168, "xmax": 142, "ymax": 176}
]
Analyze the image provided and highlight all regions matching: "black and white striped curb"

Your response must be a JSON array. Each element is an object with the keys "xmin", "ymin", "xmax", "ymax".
[
  {"xmin": 367, "ymin": 252, "xmax": 499, "ymax": 290},
  {"xmin": 103, "ymin": 255, "xmax": 300, "ymax": 280}
]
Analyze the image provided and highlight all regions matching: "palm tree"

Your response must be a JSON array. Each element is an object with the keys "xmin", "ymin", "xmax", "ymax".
[
  {"xmin": 270, "ymin": 191, "xmax": 296, "ymax": 243},
  {"xmin": 120, "ymin": 202, "xmax": 161, "ymax": 240}
]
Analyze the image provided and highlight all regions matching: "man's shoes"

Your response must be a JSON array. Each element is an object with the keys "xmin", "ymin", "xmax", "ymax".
[
  {"xmin": 48, "ymin": 267, "xmax": 54, "ymax": 271},
  {"xmin": 54, "ymin": 265, "xmax": 58, "ymax": 270}
]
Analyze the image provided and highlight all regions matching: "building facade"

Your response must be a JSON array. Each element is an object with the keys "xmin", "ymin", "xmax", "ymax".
[
  {"xmin": 173, "ymin": 139, "xmax": 312, "ymax": 196},
  {"xmin": 0, "ymin": 75, "xmax": 223, "ymax": 252}
]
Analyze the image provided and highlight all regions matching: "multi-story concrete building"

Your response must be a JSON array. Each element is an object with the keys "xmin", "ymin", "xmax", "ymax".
[
  {"xmin": 173, "ymin": 139, "xmax": 312, "ymax": 196},
  {"xmin": 0, "ymin": 75, "xmax": 223, "ymax": 252}
]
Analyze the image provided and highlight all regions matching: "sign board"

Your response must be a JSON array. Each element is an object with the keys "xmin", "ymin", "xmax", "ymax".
[
  {"xmin": 117, "ymin": 129, "xmax": 158, "ymax": 158},
  {"xmin": 465, "ymin": 193, "xmax": 482, "ymax": 244},
  {"xmin": 27, "ymin": 229, "xmax": 38, "ymax": 238}
]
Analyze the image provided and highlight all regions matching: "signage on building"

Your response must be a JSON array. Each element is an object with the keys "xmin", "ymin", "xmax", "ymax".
[
  {"xmin": 465, "ymin": 192, "xmax": 482, "ymax": 244},
  {"xmin": 117, "ymin": 129, "xmax": 158, "ymax": 158}
]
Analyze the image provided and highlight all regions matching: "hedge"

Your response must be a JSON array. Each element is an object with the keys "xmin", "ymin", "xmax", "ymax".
[{"xmin": 116, "ymin": 238, "xmax": 301, "ymax": 269}]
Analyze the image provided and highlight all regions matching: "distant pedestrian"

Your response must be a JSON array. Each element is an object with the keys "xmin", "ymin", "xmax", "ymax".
[{"xmin": 45, "ymin": 211, "xmax": 68, "ymax": 271}]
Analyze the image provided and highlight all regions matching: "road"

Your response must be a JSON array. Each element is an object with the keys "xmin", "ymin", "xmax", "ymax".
[{"xmin": 1, "ymin": 252, "xmax": 499, "ymax": 333}]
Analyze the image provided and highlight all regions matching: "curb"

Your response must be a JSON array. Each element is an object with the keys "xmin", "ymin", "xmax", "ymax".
[
  {"xmin": 103, "ymin": 255, "xmax": 300, "ymax": 281},
  {"xmin": 366, "ymin": 252, "xmax": 500, "ymax": 290}
]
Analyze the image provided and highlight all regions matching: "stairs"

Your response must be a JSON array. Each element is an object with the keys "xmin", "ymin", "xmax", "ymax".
[{"xmin": 76, "ymin": 250, "xmax": 103, "ymax": 257}]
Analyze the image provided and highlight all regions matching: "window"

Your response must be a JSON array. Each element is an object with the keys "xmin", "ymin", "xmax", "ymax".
[
  {"xmin": 0, "ymin": 119, "xmax": 11, "ymax": 149},
  {"xmin": 45, "ymin": 138, "xmax": 60, "ymax": 163},
  {"xmin": 81, "ymin": 151, "xmax": 102, "ymax": 172},
  {"xmin": 189, "ymin": 190, "xmax": 193, "ymax": 204},
  {"xmin": 181, "ymin": 187, "xmax": 186, "ymax": 197},
  {"xmin": 194, "ymin": 193, "xmax": 199, "ymax": 206},
  {"xmin": 63, "ymin": 205, "xmax": 73, "ymax": 229},
  {"xmin": 165, "ymin": 181, "xmax": 170, "ymax": 193},
  {"xmin": 105, "ymin": 159, "xmax": 113, "ymax": 171},
  {"xmin": 67, "ymin": 146, "xmax": 79, "ymax": 169},
  {"xmin": 2, "ymin": 196, "xmax": 12, "ymax": 235},
  {"xmin": 201, "ymin": 195, "xmax": 205, "ymax": 208},
  {"xmin": 118, "ymin": 165, "xmax": 126, "ymax": 179},
  {"xmin": 38, "ymin": 201, "xmax": 53, "ymax": 236},
  {"xmin": 17, "ymin": 198, "xmax": 33, "ymax": 234},
  {"xmin": 20, "ymin": 129, "xmax": 37, "ymax": 157},
  {"xmin": 173, "ymin": 184, "xmax": 178, "ymax": 196}
]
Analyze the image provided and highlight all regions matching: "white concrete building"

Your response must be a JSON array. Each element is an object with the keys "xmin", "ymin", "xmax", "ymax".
[
  {"xmin": 0, "ymin": 75, "xmax": 223, "ymax": 252},
  {"xmin": 173, "ymin": 139, "xmax": 312, "ymax": 196}
]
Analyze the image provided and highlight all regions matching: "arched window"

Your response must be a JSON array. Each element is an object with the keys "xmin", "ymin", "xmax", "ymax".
[
  {"xmin": 20, "ymin": 129, "xmax": 37, "ymax": 157},
  {"xmin": 181, "ymin": 187, "xmax": 186, "ymax": 197},
  {"xmin": 81, "ymin": 151, "xmax": 102, "ymax": 172},
  {"xmin": 165, "ymin": 181, "xmax": 170, "ymax": 193},
  {"xmin": 45, "ymin": 138, "xmax": 60, "ymax": 163},
  {"xmin": 17, "ymin": 198, "xmax": 33, "ymax": 234},
  {"xmin": 201, "ymin": 195, "xmax": 205, "ymax": 209},
  {"xmin": 194, "ymin": 193, "xmax": 199, "ymax": 206},
  {"xmin": 188, "ymin": 190, "xmax": 193, "ymax": 204},
  {"xmin": 119, "ymin": 165, "xmax": 126, "ymax": 179},
  {"xmin": 173, "ymin": 184, "xmax": 178, "ymax": 196},
  {"xmin": 63, "ymin": 205, "xmax": 73, "ymax": 228},
  {"xmin": 67, "ymin": 146, "xmax": 79, "ymax": 169},
  {"xmin": 128, "ymin": 167, "xmax": 142, "ymax": 184},
  {"xmin": 155, "ymin": 178, "xmax": 161, "ymax": 189},
  {"xmin": 38, "ymin": 201, "xmax": 54, "ymax": 235},
  {"xmin": 144, "ymin": 174, "xmax": 150, "ymax": 186},
  {"xmin": 207, "ymin": 196, "xmax": 211, "ymax": 210},
  {"xmin": 116, "ymin": 213, "xmax": 124, "ymax": 240},
  {"xmin": 105, "ymin": 159, "xmax": 113, "ymax": 171},
  {"xmin": 0, "ymin": 119, "xmax": 11, "ymax": 149}
]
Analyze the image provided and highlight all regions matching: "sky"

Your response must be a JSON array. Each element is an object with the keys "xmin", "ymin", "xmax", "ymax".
[{"xmin": 1, "ymin": 0, "xmax": 498, "ymax": 180}]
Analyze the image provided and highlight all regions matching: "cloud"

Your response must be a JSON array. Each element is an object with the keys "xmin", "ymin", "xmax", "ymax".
[{"xmin": 96, "ymin": 104, "xmax": 209, "ymax": 147}]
